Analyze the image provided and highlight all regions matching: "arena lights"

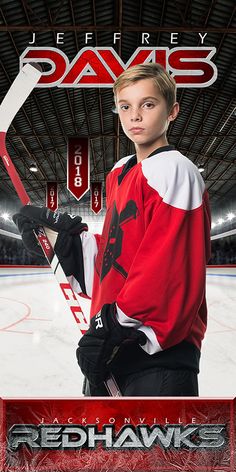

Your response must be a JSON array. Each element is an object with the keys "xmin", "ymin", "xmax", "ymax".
[
  {"xmin": 1, "ymin": 212, "xmax": 10, "ymax": 221},
  {"xmin": 211, "ymin": 210, "xmax": 236, "ymax": 230},
  {"xmin": 227, "ymin": 212, "xmax": 235, "ymax": 221},
  {"xmin": 29, "ymin": 162, "xmax": 38, "ymax": 172},
  {"xmin": 197, "ymin": 163, "xmax": 205, "ymax": 173},
  {"xmin": 0, "ymin": 212, "xmax": 15, "ymax": 225}
]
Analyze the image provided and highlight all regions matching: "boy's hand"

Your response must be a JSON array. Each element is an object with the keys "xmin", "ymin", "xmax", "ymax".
[
  {"xmin": 76, "ymin": 303, "xmax": 146, "ymax": 386},
  {"xmin": 13, "ymin": 205, "xmax": 87, "ymax": 236},
  {"xmin": 12, "ymin": 205, "xmax": 88, "ymax": 257}
]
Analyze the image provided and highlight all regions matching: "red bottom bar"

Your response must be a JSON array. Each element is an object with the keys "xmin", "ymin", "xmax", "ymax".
[{"xmin": 0, "ymin": 397, "xmax": 235, "ymax": 472}]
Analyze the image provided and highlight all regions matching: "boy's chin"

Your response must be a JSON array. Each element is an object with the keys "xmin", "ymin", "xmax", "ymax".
[
  {"xmin": 132, "ymin": 138, "xmax": 159, "ymax": 146},
  {"xmin": 129, "ymin": 136, "xmax": 149, "ymax": 145}
]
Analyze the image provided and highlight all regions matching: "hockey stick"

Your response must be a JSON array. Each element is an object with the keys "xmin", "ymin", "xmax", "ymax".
[{"xmin": 0, "ymin": 63, "xmax": 121, "ymax": 397}]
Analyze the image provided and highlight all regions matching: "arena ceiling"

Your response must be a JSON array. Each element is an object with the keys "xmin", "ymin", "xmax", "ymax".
[{"xmin": 0, "ymin": 0, "xmax": 235, "ymax": 220}]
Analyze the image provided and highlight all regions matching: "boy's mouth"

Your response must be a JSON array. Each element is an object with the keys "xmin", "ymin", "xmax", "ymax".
[{"xmin": 129, "ymin": 127, "xmax": 145, "ymax": 133}]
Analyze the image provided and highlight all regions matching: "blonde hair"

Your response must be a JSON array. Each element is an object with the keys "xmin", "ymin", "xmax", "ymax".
[{"xmin": 113, "ymin": 63, "xmax": 176, "ymax": 112}]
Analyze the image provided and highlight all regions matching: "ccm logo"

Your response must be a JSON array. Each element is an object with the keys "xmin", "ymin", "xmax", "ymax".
[{"xmin": 20, "ymin": 46, "xmax": 217, "ymax": 88}]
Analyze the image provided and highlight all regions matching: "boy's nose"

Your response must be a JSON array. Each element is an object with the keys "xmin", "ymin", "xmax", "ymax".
[{"xmin": 130, "ymin": 110, "xmax": 142, "ymax": 121}]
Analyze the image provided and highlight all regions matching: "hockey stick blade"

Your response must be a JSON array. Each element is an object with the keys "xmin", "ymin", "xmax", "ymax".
[
  {"xmin": 0, "ymin": 63, "xmax": 42, "ymax": 133},
  {"xmin": 0, "ymin": 64, "xmax": 42, "ymax": 204},
  {"xmin": 0, "ymin": 65, "xmax": 122, "ymax": 397}
]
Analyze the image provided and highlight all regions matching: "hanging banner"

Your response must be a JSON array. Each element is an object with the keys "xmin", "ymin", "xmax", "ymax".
[
  {"xmin": 67, "ymin": 137, "xmax": 90, "ymax": 201},
  {"xmin": 46, "ymin": 182, "xmax": 58, "ymax": 211},
  {"xmin": 91, "ymin": 181, "xmax": 103, "ymax": 214}
]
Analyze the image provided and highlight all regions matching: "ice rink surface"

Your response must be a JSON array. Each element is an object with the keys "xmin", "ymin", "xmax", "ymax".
[{"xmin": 0, "ymin": 265, "xmax": 235, "ymax": 398}]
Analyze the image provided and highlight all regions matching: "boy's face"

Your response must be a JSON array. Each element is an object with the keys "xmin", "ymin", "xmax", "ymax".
[{"xmin": 116, "ymin": 78, "xmax": 179, "ymax": 150}]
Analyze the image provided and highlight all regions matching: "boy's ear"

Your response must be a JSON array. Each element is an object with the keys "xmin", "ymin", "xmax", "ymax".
[{"xmin": 168, "ymin": 102, "xmax": 180, "ymax": 122}]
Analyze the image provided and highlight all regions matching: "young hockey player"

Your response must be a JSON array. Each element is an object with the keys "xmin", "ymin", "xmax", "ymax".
[{"xmin": 13, "ymin": 63, "xmax": 211, "ymax": 396}]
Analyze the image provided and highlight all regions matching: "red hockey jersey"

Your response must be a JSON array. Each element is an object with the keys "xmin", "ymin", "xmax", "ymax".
[{"xmin": 80, "ymin": 145, "xmax": 211, "ymax": 362}]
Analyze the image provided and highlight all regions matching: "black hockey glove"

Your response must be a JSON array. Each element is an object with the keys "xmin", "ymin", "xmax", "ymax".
[
  {"xmin": 12, "ymin": 206, "xmax": 88, "ymax": 292},
  {"xmin": 12, "ymin": 205, "xmax": 88, "ymax": 256},
  {"xmin": 76, "ymin": 303, "xmax": 146, "ymax": 386}
]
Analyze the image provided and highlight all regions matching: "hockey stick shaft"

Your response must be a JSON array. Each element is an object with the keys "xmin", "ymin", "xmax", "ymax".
[
  {"xmin": 0, "ymin": 66, "xmax": 121, "ymax": 397},
  {"xmin": 0, "ymin": 133, "xmax": 88, "ymax": 331},
  {"xmin": 0, "ymin": 137, "xmax": 121, "ymax": 396},
  {"xmin": 0, "ymin": 137, "xmax": 29, "ymax": 205}
]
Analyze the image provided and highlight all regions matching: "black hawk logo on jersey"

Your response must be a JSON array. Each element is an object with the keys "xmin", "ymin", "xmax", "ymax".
[{"xmin": 101, "ymin": 200, "xmax": 139, "ymax": 281}]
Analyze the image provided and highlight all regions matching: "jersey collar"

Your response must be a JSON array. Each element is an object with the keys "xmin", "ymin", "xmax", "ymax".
[{"xmin": 118, "ymin": 144, "xmax": 175, "ymax": 185}]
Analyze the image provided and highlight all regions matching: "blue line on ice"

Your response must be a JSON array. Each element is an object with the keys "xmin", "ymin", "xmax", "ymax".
[{"xmin": 206, "ymin": 274, "xmax": 236, "ymax": 277}]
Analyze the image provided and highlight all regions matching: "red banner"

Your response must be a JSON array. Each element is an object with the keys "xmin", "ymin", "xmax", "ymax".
[
  {"xmin": 91, "ymin": 181, "xmax": 103, "ymax": 214},
  {"xmin": 67, "ymin": 137, "xmax": 90, "ymax": 201},
  {"xmin": 46, "ymin": 182, "xmax": 58, "ymax": 211},
  {"xmin": 1, "ymin": 397, "xmax": 235, "ymax": 471}
]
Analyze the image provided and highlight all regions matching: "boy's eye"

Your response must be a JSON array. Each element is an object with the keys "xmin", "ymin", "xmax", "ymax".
[
  {"xmin": 142, "ymin": 102, "xmax": 154, "ymax": 108},
  {"xmin": 120, "ymin": 104, "xmax": 129, "ymax": 111}
]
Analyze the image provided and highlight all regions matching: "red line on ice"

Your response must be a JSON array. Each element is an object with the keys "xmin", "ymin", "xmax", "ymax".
[{"xmin": 0, "ymin": 296, "xmax": 31, "ymax": 331}]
